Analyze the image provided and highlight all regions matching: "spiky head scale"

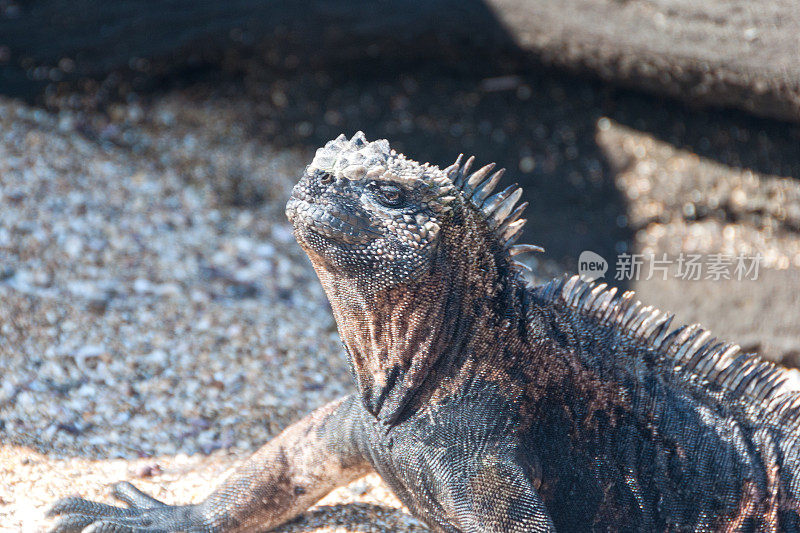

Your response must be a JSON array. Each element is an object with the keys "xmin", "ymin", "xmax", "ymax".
[{"xmin": 307, "ymin": 132, "xmax": 456, "ymax": 200}]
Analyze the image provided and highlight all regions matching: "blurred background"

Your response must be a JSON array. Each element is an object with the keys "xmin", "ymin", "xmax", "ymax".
[{"xmin": 1, "ymin": 1, "xmax": 799, "ymax": 530}]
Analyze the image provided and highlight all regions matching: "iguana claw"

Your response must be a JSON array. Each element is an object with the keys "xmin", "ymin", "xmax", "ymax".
[{"xmin": 46, "ymin": 482, "xmax": 208, "ymax": 533}]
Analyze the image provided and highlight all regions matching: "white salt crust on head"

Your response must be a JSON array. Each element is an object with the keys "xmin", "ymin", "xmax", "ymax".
[{"xmin": 308, "ymin": 131, "xmax": 437, "ymax": 185}]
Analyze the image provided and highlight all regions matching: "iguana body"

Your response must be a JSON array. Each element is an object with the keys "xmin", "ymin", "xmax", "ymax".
[{"xmin": 49, "ymin": 133, "xmax": 800, "ymax": 532}]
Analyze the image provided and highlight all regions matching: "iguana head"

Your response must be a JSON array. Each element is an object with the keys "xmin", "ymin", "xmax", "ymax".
[
  {"xmin": 286, "ymin": 131, "xmax": 537, "ymax": 285},
  {"xmin": 286, "ymin": 132, "xmax": 451, "ymax": 289},
  {"xmin": 286, "ymin": 132, "xmax": 541, "ymax": 423}
]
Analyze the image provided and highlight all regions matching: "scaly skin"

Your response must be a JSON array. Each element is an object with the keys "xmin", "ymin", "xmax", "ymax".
[{"xmin": 48, "ymin": 132, "xmax": 800, "ymax": 532}]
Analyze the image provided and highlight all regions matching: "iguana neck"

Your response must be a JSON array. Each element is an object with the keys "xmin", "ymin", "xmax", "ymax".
[{"xmin": 311, "ymin": 226, "xmax": 522, "ymax": 426}]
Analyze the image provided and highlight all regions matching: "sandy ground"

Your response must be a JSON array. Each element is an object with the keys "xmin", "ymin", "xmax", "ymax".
[
  {"xmin": 2, "ymin": 55, "xmax": 799, "ymax": 531},
  {"xmin": 4, "ymin": 447, "xmax": 424, "ymax": 532}
]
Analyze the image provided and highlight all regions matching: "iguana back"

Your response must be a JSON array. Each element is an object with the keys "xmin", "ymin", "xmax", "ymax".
[{"xmin": 514, "ymin": 275, "xmax": 800, "ymax": 529}]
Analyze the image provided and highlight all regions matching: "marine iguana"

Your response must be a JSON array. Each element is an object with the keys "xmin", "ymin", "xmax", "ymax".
[{"xmin": 48, "ymin": 132, "xmax": 800, "ymax": 532}]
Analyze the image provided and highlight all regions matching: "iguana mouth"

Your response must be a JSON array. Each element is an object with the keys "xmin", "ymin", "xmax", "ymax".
[{"xmin": 286, "ymin": 197, "xmax": 380, "ymax": 244}]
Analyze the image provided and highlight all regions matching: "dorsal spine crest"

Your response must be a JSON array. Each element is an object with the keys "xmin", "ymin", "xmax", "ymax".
[{"xmin": 537, "ymin": 275, "xmax": 800, "ymax": 425}]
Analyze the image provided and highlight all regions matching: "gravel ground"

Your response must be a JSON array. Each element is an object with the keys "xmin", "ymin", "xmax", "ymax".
[
  {"xmin": 2, "ymin": 55, "xmax": 799, "ymax": 531},
  {"xmin": 0, "ymin": 95, "xmax": 398, "ymax": 530}
]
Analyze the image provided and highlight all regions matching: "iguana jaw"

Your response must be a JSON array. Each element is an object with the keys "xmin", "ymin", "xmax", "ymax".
[{"xmin": 286, "ymin": 196, "xmax": 380, "ymax": 246}]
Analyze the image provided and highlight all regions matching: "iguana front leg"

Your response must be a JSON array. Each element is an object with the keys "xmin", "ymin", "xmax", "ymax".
[
  {"xmin": 439, "ymin": 444, "xmax": 555, "ymax": 533},
  {"xmin": 47, "ymin": 395, "xmax": 373, "ymax": 532}
]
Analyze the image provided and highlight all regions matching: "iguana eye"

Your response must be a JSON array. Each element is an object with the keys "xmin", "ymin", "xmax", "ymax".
[
  {"xmin": 319, "ymin": 172, "xmax": 334, "ymax": 185},
  {"xmin": 373, "ymin": 183, "xmax": 405, "ymax": 207}
]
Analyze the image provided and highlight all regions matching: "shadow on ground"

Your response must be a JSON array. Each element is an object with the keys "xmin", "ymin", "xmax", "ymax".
[{"xmin": 605, "ymin": 89, "xmax": 800, "ymax": 179}]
